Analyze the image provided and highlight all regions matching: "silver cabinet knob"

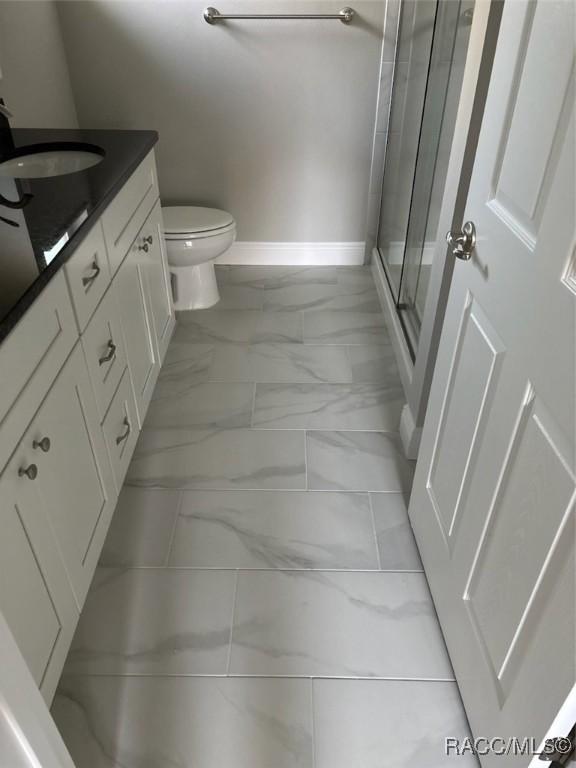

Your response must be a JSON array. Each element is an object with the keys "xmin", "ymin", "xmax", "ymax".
[
  {"xmin": 82, "ymin": 260, "xmax": 101, "ymax": 287},
  {"xmin": 446, "ymin": 221, "xmax": 476, "ymax": 261},
  {"xmin": 98, "ymin": 339, "xmax": 117, "ymax": 365},
  {"xmin": 138, "ymin": 242, "xmax": 149, "ymax": 253},
  {"xmin": 143, "ymin": 235, "xmax": 153, "ymax": 245},
  {"xmin": 116, "ymin": 416, "xmax": 131, "ymax": 445},
  {"xmin": 33, "ymin": 436, "xmax": 51, "ymax": 453},
  {"xmin": 19, "ymin": 463, "xmax": 38, "ymax": 480}
]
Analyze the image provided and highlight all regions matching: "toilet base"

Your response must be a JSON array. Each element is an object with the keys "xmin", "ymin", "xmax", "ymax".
[{"xmin": 170, "ymin": 262, "xmax": 220, "ymax": 311}]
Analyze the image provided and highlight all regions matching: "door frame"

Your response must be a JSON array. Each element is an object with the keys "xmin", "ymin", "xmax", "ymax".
[
  {"xmin": 0, "ymin": 611, "xmax": 76, "ymax": 768},
  {"xmin": 372, "ymin": 0, "xmax": 503, "ymax": 457}
]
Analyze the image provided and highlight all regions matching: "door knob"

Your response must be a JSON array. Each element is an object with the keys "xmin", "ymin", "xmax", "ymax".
[
  {"xmin": 33, "ymin": 436, "xmax": 51, "ymax": 453},
  {"xmin": 18, "ymin": 463, "xmax": 38, "ymax": 480},
  {"xmin": 446, "ymin": 221, "xmax": 476, "ymax": 261}
]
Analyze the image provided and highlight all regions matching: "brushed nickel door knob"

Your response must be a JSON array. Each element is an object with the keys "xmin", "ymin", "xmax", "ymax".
[{"xmin": 446, "ymin": 221, "xmax": 476, "ymax": 261}]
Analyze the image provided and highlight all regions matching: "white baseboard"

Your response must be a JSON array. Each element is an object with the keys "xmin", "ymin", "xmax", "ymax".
[{"xmin": 216, "ymin": 241, "xmax": 366, "ymax": 266}]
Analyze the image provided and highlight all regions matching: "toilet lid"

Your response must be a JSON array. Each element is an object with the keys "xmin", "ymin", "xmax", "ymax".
[{"xmin": 162, "ymin": 206, "xmax": 235, "ymax": 235}]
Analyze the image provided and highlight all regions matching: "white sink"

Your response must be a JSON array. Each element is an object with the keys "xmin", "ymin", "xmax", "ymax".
[{"xmin": 0, "ymin": 144, "xmax": 104, "ymax": 179}]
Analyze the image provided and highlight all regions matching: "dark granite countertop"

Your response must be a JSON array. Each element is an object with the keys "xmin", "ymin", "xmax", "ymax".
[{"xmin": 0, "ymin": 127, "xmax": 158, "ymax": 343}]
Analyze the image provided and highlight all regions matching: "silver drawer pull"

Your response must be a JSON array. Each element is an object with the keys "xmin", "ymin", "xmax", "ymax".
[
  {"xmin": 19, "ymin": 463, "xmax": 38, "ymax": 480},
  {"xmin": 116, "ymin": 416, "xmax": 131, "ymax": 445},
  {"xmin": 138, "ymin": 242, "xmax": 149, "ymax": 253},
  {"xmin": 82, "ymin": 260, "xmax": 101, "ymax": 288},
  {"xmin": 143, "ymin": 235, "xmax": 153, "ymax": 245},
  {"xmin": 33, "ymin": 436, "xmax": 51, "ymax": 453},
  {"xmin": 98, "ymin": 340, "xmax": 117, "ymax": 365}
]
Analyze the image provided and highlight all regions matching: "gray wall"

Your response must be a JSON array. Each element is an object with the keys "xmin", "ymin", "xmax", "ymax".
[
  {"xmin": 0, "ymin": 1, "xmax": 78, "ymax": 128},
  {"xmin": 57, "ymin": 1, "xmax": 385, "ymax": 242}
]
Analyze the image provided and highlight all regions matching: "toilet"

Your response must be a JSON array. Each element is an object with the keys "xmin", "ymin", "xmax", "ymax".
[{"xmin": 162, "ymin": 206, "xmax": 236, "ymax": 310}]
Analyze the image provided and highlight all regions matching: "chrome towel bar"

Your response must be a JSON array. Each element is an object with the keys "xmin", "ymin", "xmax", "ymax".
[{"xmin": 204, "ymin": 6, "xmax": 355, "ymax": 24}]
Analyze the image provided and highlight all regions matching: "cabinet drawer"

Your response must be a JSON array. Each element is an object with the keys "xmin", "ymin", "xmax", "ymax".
[
  {"xmin": 82, "ymin": 286, "xmax": 127, "ymax": 422},
  {"xmin": 102, "ymin": 151, "xmax": 159, "ymax": 276},
  {"xmin": 64, "ymin": 220, "xmax": 111, "ymax": 332},
  {"xmin": 102, "ymin": 368, "xmax": 139, "ymax": 492},
  {"xmin": 0, "ymin": 272, "xmax": 77, "ymax": 473}
]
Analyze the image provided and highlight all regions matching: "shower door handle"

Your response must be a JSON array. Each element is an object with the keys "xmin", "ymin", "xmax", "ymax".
[{"xmin": 446, "ymin": 221, "xmax": 476, "ymax": 261}]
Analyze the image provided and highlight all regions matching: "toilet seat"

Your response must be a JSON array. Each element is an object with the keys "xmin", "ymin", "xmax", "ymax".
[{"xmin": 163, "ymin": 206, "xmax": 235, "ymax": 239}]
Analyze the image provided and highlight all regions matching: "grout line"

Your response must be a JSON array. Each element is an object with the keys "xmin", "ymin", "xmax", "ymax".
[
  {"xmin": 368, "ymin": 493, "xmax": 383, "ymax": 571},
  {"xmin": 225, "ymin": 570, "xmax": 239, "ymax": 676},
  {"xmin": 59, "ymin": 671, "xmax": 457, "ymax": 683},
  {"xmin": 250, "ymin": 381, "xmax": 257, "ymax": 428},
  {"xmin": 94, "ymin": 566, "xmax": 425, "ymax": 573},
  {"xmin": 164, "ymin": 490, "xmax": 185, "ymax": 566},
  {"xmin": 304, "ymin": 430, "xmax": 309, "ymax": 490},
  {"xmin": 310, "ymin": 677, "xmax": 317, "ymax": 768},
  {"xmin": 125, "ymin": 484, "xmax": 409, "ymax": 495}
]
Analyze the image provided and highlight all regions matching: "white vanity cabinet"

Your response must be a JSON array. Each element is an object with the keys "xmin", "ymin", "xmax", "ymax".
[{"xmin": 0, "ymin": 147, "xmax": 174, "ymax": 704}]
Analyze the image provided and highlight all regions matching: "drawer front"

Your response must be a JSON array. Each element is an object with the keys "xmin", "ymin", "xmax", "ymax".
[
  {"xmin": 102, "ymin": 151, "xmax": 159, "ymax": 276},
  {"xmin": 102, "ymin": 368, "xmax": 139, "ymax": 492},
  {"xmin": 0, "ymin": 272, "xmax": 77, "ymax": 473},
  {"xmin": 64, "ymin": 220, "xmax": 111, "ymax": 332},
  {"xmin": 82, "ymin": 286, "xmax": 127, "ymax": 422}
]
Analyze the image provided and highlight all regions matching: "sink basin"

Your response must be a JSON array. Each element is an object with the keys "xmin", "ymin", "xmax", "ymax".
[{"xmin": 0, "ymin": 142, "xmax": 105, "ymax": 179}]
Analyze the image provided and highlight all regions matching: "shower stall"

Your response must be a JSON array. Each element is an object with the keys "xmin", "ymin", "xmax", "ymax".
[{"xmin": 372, "ymin": 0, "xmax": 476, "ymax": 455}]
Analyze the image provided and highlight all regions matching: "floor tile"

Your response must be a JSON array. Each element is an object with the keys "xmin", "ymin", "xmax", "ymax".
[
  {"xmin": 253, "ymin": 312, "xmax": 303, "ymax": 342},
  {"xmin": 127, "ymin": 428, "xmax": 306, "ymax": 490},
  {"xmin": 53, "ymin": 676, "xmax": 313, "ymax": 768},
  {"xmin": 146, "ymin": 381, "xmax": 254, "ymax": 428},
  {"xmin": 229, "ymin": 571, "xmax": 453, "ymax": 678},
  {"xmin": 99, "ymin": 487, "xmax": 180, "ymax": 567},
  {"xmin": 168, "ymin": 490, "xmax": 378, "ymax": 569},
  {"xmin": 303, "ymin": 311, "xmax": 389, "ymax": 344},
  {"xmin": 347, "ymin": 343, "xmax": 400, "ymax": 382},
  {"xmin": 307, "ymin": 431, "xmax": 413, "ymax": 492},
  {"xmin": 174, "ymin": 310, "xmax": 260, "ymax": 342},
  {"xmin": 313, "ymin": 679, "xmax": 477, "ymax": 767},
  {"xmin": 217, "ymin": 265, "xmax": 339, "ymax": 289},
  {"xmin": 65, "ymin": 569, "xmax": 236, "ymax": 675},
  {"xmin": 253, "ymin": 383, "xmax": 403, "ymax": 430},
  {"xmin": 371, "ymin": 493, "xmax": 423, "ymax": 571},
  {"xmin": 162, "ymin": 341, "xmax": 214, "ymax": 370},
  {"xmin": 262, "ymin": 283, "xmax": 380, "ymax": 313},
  {"xmin": 209, "ymin": 343, "xmax": 354, "ymax": 383},
  {"xmin": 217, "ymin": 283, "xmax": 264, "ymax": 310}
]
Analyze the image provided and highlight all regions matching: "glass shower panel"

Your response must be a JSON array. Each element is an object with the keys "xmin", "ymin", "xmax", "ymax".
[
  {"xmin": 399, "ymin": 0, "xmax": 474, "ymax": 350},
  {"xmin": 376, "ymin": 0, "xmax": 438, "ymax": 301}
]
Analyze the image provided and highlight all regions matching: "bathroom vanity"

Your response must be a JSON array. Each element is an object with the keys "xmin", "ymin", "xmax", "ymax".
[{"xmin": 0, "ymin": 129, "xmax": 174, "ymax": 702}]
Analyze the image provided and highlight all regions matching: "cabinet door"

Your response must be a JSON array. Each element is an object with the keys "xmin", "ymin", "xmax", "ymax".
[
  {"xmin": 0, "ymin": 455, "xmax": 78, "ymax": 704},
  {"xmin": 26, "ymin": 344, "xmax": 116, "ymax": 608},
  {"xmin": 114, "ymin": 239, "xmax": 159, "ymax": 427},
  {"xmin": 139, "ymin": 200, "xmax": 175, "ymax": 365}
]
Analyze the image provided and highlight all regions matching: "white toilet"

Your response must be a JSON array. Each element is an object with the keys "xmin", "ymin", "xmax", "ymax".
[{"xmin": 162, "ymin": 206, "xmax": 236, "ymax": 310}]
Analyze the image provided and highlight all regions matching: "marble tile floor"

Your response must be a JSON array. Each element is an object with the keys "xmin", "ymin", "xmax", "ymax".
[{"xmin": 53, "ymin": 266, "xmax": 476, "ymax": 767}]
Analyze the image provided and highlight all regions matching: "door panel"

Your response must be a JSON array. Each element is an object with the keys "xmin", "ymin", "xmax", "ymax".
[
  {"xmin": 409, "ymin": 1, "xmax": 575, "ymax": 762},
  {"xmin": 29, "ymin": 345, "xmax": 116, "ymax": 608},
  {"xmin": 142, "ymin": 201, "xmax": 175, "ymax": 365},
  {"xmin": 0, "ymin": 453, "xmax": 78, "ymax": 703}
]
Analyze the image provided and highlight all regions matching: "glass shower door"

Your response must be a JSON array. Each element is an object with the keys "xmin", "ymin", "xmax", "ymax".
[{"xmin": 377, "ymin": 0, "xmax": 474, "ymax": 357}]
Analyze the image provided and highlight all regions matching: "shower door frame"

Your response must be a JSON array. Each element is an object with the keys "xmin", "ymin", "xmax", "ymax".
[{"xmin": 371, "ymin": 0, "xmax": 501, "ymax": 458}]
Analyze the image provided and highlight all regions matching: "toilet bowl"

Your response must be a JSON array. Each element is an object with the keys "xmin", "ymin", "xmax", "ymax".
[{"xmin": 162, "ymin": 206, "xmax": 236, "ymax": 310}]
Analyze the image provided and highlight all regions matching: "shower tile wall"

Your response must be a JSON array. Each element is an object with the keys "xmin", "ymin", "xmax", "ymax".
[{"xmin": 52, "ymin": 266, "xmax": 477, "ymax": 767}]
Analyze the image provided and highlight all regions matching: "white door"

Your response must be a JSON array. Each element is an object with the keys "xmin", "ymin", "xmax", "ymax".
[{"xmin": 409, "ymin": 1, "xmax": 575, "ymax": 764}]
